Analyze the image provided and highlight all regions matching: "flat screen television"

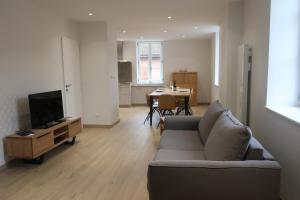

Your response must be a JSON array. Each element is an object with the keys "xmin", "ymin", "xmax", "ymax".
[{"xmin": 28, "ymin": 90, "xmax": 64, "ymax": 129}]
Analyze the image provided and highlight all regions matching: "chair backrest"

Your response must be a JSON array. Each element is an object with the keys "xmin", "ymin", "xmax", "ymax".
[{"xmin": 158, "ymin": 95, "xmax": 176, "ymax": 110}]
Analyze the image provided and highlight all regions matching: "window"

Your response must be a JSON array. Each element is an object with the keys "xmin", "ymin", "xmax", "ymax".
[
  {"xmin": 214, "ymin": 30, "xmax": 220, "ymax": 86},
  {"xmin": 137, "ymin": 41, "xmax": 163, "ymax": 84},
  {"xmin": 266, "ymin": 0, "xmax": 300, "ymax": 125},
  {"xmin": 267, "ymin": 0, "xmax": 300, "ymax": 108}
]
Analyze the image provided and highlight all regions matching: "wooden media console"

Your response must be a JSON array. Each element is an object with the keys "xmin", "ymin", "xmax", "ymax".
[{"xmin": 5, "ymin": 117, "xmax": 82, "ymax": 164}]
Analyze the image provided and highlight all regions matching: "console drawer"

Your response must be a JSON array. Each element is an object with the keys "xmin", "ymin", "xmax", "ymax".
[
  {"xmin": 68, "ymin": 119, "xmax": 82, "ymax": 137},
  {"xmin": 5, "ymin": 138, "xmax": 33, "ymax": 158},
  {"xmin": 32, "ymin": 133, "xmax": 54, "ymax": 156}
]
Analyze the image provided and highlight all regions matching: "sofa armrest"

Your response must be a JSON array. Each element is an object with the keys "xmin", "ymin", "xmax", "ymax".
[
  {"xmin": 148, "ymin": 160, "xmax": 281, "ymax": 200},
  {"xmin": 164, "ymin": 116, "xmax": 201, "ymax": 131}
]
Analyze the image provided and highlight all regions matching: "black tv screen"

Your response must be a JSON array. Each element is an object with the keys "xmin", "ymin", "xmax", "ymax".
[{"xmin": 29, "ymin": 90, "xmax": 64, "ymax": 129}]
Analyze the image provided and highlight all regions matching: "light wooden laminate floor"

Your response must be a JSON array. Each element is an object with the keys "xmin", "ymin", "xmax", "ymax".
[{"xmin": 0, "ymin": 106, "xmax": 207, "ymax": 200}]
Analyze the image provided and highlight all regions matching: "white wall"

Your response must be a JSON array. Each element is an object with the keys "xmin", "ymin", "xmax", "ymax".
[
  {"xmin": 244, "ymin": 0, "xmax": 300, "ymax": 199},
  {"xmin": 123, "ymin": 39, "xmax": 212, "ymax": 104},
  {"xmin": 0, "ymin": 0, "xmax": 79, "ymax": 166},
  {"xmin": 163, "ymin": 39, "xmax": 212, "ymax": 103},
  {"xmin": 106, "ymin": 24, "xmax": 120, "ymax": 123},
  {"xmin": 219, "ymin": 1, "xmax": 244, "ymax": 114},
  {"xmin": 79, "ymin": 22, "xmax": 119, "ymax": 125}
]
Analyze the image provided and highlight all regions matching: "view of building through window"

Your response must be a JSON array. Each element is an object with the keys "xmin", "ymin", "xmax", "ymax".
[{"xmin": 137, "ymin": 42, "xmax": 163, "ymax": 84}]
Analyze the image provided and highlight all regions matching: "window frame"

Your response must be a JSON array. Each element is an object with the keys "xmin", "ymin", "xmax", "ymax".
[
  {"xmin": 136, "ymin": 41, "xmax": 163, "ymax": 85},
  {"xmin": 214, "ymin": 31, "xmax": 220, "ymax": 86}
]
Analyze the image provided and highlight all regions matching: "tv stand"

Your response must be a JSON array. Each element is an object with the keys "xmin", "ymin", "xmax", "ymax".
[{"xmin": 5, "ymin": 117, "xmax": 82, "ymax": 164}]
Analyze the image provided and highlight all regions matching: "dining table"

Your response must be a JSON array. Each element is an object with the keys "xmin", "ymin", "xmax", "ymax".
[{"xmin": 148, "ymin": 87, "xmax": 191, "ymax": 126}]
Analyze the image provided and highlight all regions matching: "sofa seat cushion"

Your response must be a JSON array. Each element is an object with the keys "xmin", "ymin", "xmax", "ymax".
[
  {"xmin": 198, "ymin": 100, "xmax": 225, "ymax": 144},
  {"xmin": 160, "ymin": 130, "xmax": 204, "ymax": 150},
  {"xmin": 204, "ymin": 111, "xmax": 252, "ymax": 161},
  {"xmin": 155, "ymin": 149, "xmax": 205, "ymax": 161}
]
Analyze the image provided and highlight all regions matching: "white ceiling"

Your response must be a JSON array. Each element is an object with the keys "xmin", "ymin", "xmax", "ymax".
[{"xmin": 33, "ymin": 0, "xmax": 229, "ymax": 41}]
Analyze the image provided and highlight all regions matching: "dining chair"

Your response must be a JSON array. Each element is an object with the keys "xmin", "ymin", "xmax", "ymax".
[
  {"xmin": 158, "ymin": 94, "xmax": 176, "ymax": 115},
  {"xmin": 175, "ymin": 88, "xmax": 193, "ymax": 115},
  {"xmin": 144, "ymin": 93, "xmax": 159, "ymax": 124},
  {"xmin": 157, "ymin": 94, "xmax": 176, "ymax": 127}
]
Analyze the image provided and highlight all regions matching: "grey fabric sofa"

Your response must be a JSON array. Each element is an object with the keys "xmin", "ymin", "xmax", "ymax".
[{"xmin": 148, "ymin": 101, "xmax": 281, "ymax": 200}]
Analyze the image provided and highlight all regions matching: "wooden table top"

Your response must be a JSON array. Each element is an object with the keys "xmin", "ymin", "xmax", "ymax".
[{"xmin": 149, "ymin": 88, "xmax": 190, "ymax": 97}]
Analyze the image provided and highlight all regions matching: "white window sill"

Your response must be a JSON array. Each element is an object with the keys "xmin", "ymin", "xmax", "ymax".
[{"xmin": 265, "ymin": 105, "xmax": 300, "ymax": 126}]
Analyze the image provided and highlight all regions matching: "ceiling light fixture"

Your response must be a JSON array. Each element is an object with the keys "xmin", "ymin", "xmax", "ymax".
[
  {"xmin": 167, "ymin": 16, "xmax": 172, "ymax": 19},
  {"xmin": 88, "ymin": 12, "xmax": 93, "ymax": 16},
  {"xmin": 182, "ymin": 35, "xmax": 186, "ymax": 38},
  {"xmin": 122, "ymin": 30, "xmax": 127, "ymax": 33},
  {"xmin": 164, "ymin": 30, "xmax": 168, "ymax": 33},
  {"xmin": 194, "ymin": 26, "xmax": 198, "ymax": 30}
]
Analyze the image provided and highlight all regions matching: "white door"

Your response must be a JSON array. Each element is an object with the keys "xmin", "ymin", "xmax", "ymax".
[{"xmin": 61, "ymin": 37, "xmax": 82, "ymax": 118}]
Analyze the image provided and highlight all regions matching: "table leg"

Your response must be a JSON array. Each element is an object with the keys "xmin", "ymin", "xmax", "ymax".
[
  {"xmin": 150, "ymin": 96, "xmax": 154, "ymax": 126},
  {"xmin": 184, "ymin": 96, "xmax": 189, "ymax": 115}
]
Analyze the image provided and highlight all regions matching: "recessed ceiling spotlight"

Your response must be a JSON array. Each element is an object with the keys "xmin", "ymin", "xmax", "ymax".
[
  {"xmin": 88, "ymin": 12, "xmax": 93, "ymax": 16},
  {"xmin": 122, "ymin": 30, "xmax": 127, "ymax": 33},
  {"xmin": 164, "ymin": 30, "xmax": 168, "ymax": 33},
  {"xmin": 194, "ymin": 26, "xmax": 198, "ymax": 30},
  {"xmin": 167, "ymin": 16, "xmax": 172, "ymax": 20}
]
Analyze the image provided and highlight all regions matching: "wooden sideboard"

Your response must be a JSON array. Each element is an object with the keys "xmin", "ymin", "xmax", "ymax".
[
  {"xmin": 172, "ymin": 72, "xmax": 198, "ymax": 106},
  {"xmin": 5, "ymin": 117, "xmax": 82, "ymax": 163}
]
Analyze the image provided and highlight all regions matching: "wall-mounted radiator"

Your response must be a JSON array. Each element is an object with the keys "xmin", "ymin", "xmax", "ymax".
[{"xmin": 236, "ymin": 44, "xmax": 252, "ymax": 125}]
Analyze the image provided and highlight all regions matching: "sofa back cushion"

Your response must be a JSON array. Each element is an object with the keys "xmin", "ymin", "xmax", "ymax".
[
  {"xmin": 198, "ymin": 100, "xmax": 225, "ymax": 144},
  {"xmin": 204, "ymin": 111, "xmax": 252, "ymax": 161}
]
